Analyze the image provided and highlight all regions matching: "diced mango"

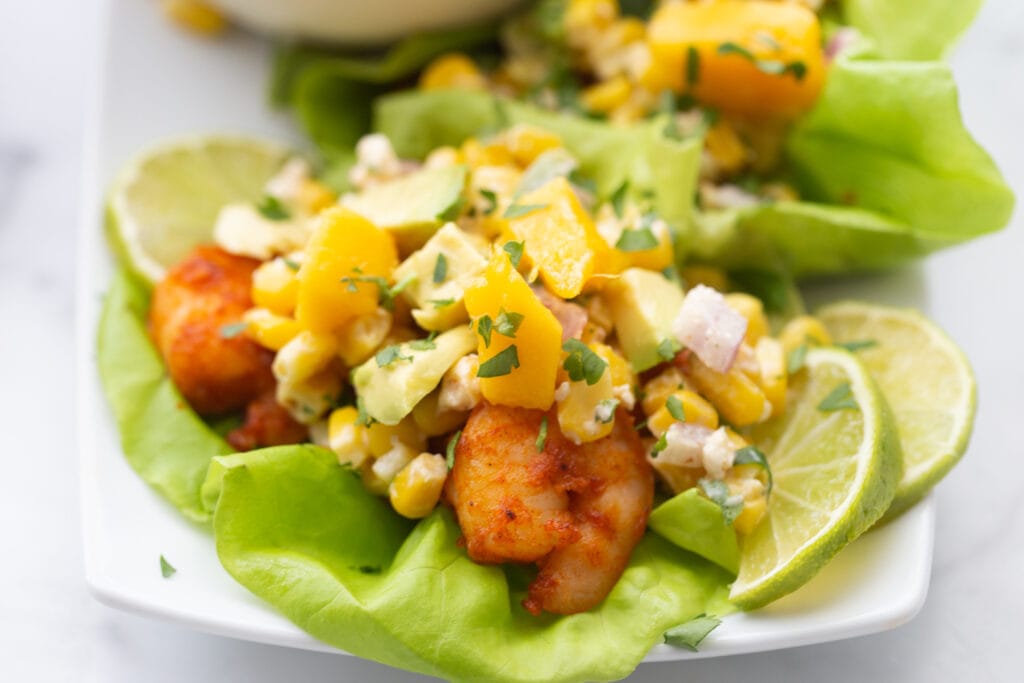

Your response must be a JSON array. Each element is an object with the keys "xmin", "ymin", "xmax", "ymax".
[
  {"xmin": 508, "ymin": 177, "xmax": 610, "ymax": 299},
  {"xmin": 389, "ymin": 453, "xmax": 449, "ymax": 519},
  {"xmin": 295, "ymin": 207, "xmax": 398, "ymax": 333},
  {"xmin": 464, "ymin": 251, "xmax": 562, "ymax": 410},
  {"xmin": 581, "ymin": 75, "xmax": 632, "ymax": 114},
  {"xmin": 242, "ymin": 308, "xmax": 303, "ymax": 351},
  {"xmin": 251, "ymin": 257, "xmax": 299, "ymax": 316},
  {"xmin": 648, "ymin": 0, "xmax": 825, "ymax": 119},
  {"xmin": 684, "ymin": 357, "xmax": 770, "ymax": 427},
  {"xmin": 503, "ymin": 125, "xmax": 564, "ymax": 168}
]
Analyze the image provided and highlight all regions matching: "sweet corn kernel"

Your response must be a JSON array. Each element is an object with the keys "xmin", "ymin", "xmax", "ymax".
[
  {"xmin": 704, "ymin": 121, "xmax": 748, "ymax": 176},
  {"xmin": 243, "ymin": 307, "xmax": 303, "ymax": 351},
  {"xmin": 755, "ymin": 337, "xmax": 787, "ymax": 418},
  {"xmin": 581, "ymin": 75, "xmax": 633, "ymax": 114},
  {"xmin": 359, "ymin": 460, "xmax": 390, "ymax": 497},
  {"xmin": 272, "ymin": 330, "xmax": 338, "ymax": 386},
  {"xmin": 411, "ymin": 389, "xmax": 470, "ymax": 437},
  {"xmin": 779, "ymin": 315, "xmax": 833, "ymax": 356},
  {"xmin": 566, "ymin": 0, "xmax": 618, "ymax": 38},
  {"xmin": 276, "ymin": 369, "xmax": 341, "ymax": 425},
  {"xmin": 685, "ymin": 358, "xmax": 771, "ymax": 427},
  {"xmin": 647, "ymin": 390, "xmax": 720, "ymax": 437},
  {"xmin": 298, "ymin": 179, "xmax": 336, "ymax": 214},
  {"xmin": 419, "ymin": 53, "xmax": 488, "ymax": 91},
  {"xmin": 681, "ymin": 265, "xmax": 729, "ymax": 292},
  {"xmin": 366, "ymin": 418, "xmax": 426, "ymax": 458},
  {"xmin": 424, "ymin": 145, "xmax": 462, "ymax": 169},
  {"xmin": 389, "ymin": 453, "xmax": 449, "ymax": 519},
  {"xmin": 371, "ymin": 440, "xmax": 417, "ymax": 486},
  {"xmin": 725, "ymin": 293, "xmax": 768, "ymax": 345},
  {"xmin": 592, "ymin": 342, "xmax": 636, "ymax": 409},
  {"xmin": 641, "ymin": 367, "xmax": 688, "ymax": 417},
  {"xmin": 460, "ymin": 138, "xmax": 514, "ymax": 169},
  {"xmin": 726, "ymin": 466, "xmax": 768, "ymax": 534},
  {"xmin": 336, "ymin": 308, "xmax": 393, "ymax": 366},
  {"xmin": 556, "ymin": 350, "xmax": 618, "ymax": 444},
  {"xmin": 503, "ymin": 125, "xmax": 564, "ymax": 167},
  {"xmin": 161, "ymin": 0, "xmax": 226, "ymax": 36},
  {"xmin": 252, "ymin": 257, "xmax": 299, "ymax": 316},
  {"xmin": 327, "ymin": 406, "xmax": 370, "ymax": 467}
]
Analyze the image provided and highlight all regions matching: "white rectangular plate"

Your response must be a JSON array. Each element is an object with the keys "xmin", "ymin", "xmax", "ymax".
[{"xmin": 77, "ymin": 0, "xmax": 934, "ymax": 665}]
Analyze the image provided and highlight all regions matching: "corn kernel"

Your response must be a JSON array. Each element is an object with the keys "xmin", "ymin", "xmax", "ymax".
[
  {"xmin": 755, "ymin": 337, "xmax": 787, "ymax": 418},
  {"xmin": 336, "ymin": 308, "xmax": 393, "ymax": 366},
  {"xmin": 276, "ymin": 369, "xmax": 341, "ymax": 425},
  {"xmin": 412, "ymin": 390, "xmax": 470, "ymax": 437},
  {"xmin": 272, "ymin": 330, "xmax": 338, "ymax": 386},
  {"xmin": 725, "ymin": 293, "xmax": 768, "ymax": 345},
  {"xmin": 252, "ymin": 257, "xmax": 299, "ymax": 316},
  {"xmin": 366, "ymin": 418, "xmax": 426, "ymax": 458},
  {"xmin": 327, "ymin": 406, "xmax": 370, "ymax": 467},
  {"xmin": 557, "ymin": 373, "xmax": 618, "ymax": 445},
  {"xmin": 298, "ymin": 179, "xmax": 336, "ymax": 214},
  {"xmin": 684, "ymin": 357, "xmax": 770, "ymax": 427},
  {"xmin": 389, "ymin": 453, "xmax": 449, "ymax": 519},
  {"xmin": 681, "ymin": 265, "xmax": 729, "ymax": 292},
  {"xmin": 779, "ymin": 315, "xmax": 833, "ymax": 356},
  {"xmin": 243, "ymin": 308, "xmax": 302, "ymax": 351},
  {"xmin": 503, "ymin": 125, "xmax": 564, "ymax": 167},
  {"xmin": 161, "ymin": 0, "xmax": 226, "ymax": 36},
  {"xmin": 581, "ymin": 75, "xmax": 633, "ymax": 114},
  {"xmin": 647, "ymin": 390, "xmax": 720, "ymax": 437},
  {"xmin": 419, "ymin": 53, "xmax": 487, "ymax": 91},
  {"xmin": 460, "ymin": 138, "xmax": 514, "ymax": 168},
  {"xmin": 726, "ymin": 466, "xmax": 768, "ymax": 535},
  {"xmin": 704, "ymin": 121, "xmax": 748, "ymax": 176},
  {"xmin": 371, "ymin": 440, "xmax": 417, "ymax": 486},
  {"xmin": 424, "ymin": 145, "xmax": 462, "ymax": 169},
  {"xmin": 592, "ymin": 342, "xmax": 636, "ymax": 409}
]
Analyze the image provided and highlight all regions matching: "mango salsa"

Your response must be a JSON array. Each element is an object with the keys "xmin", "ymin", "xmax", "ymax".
[
  {"xmin": 295, "ymin": 207, "xmax": 398, "ymax": 333},
  {"xmin": 464, "ymin": 251, "xmax": 562, "ymax": 409}
]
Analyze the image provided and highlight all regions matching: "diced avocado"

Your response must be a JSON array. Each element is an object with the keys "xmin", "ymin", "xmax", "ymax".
[
  {"xmin": 606, "ymin": 267, "xmax": 684, "ymax": 372},
  {"xmin": 392, "ymin": 223, "xmax": 488, "ymax": 331},
  {"xmin": 352, "ymin": 325, "xmax": 477, "ymax": 425},
  {"xmin": 341, "ymin": 164, "xmax": 468, "ymax": 254}
]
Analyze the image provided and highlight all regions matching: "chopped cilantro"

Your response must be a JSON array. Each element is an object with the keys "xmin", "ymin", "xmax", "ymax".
[
  {"xmin": 817, "ymin": 382, "xmax": 859, "ymax": 412},
  {"xmin": 282, "ymin": 257, "xmax": 301, "ymax": 271},
  {"xmin": 256, "ymin": 194, "xmax": 290, "ymax": 221},
  {"xmin": 657, "ymin": 337, "xmax": 682, "ymax": 362},
  {"xmin": 446, "ymin": 430, "xmax": 461, "ymax": 470},
  {"xmin": 409, "ymin": 332, "xmax": 438, "ymax": 351},
  {"xmin": 663, "ymin": 614, "xmax": 721, "ymax": 651},
  {"xmin": 562, "ymin": 339, "xmax": 608, "ymax": 385},
  {"xmin": 375, "ymin": 344, "xmax": 413, "ymax": 367},
  {"xmin": 666, "ymin": 394, "xmax": 686, "ymax": 422},
  {"xmin": 596, "ymin": 398, "xmax": 620, "ymax": 424},
  {"xmin": 616, "ymin": 227, "xmax": 659, "ymax": 252},
  {"xmin": 699, "ymin": 478, "xmax": 743, "ymax": 524},
  {"xmin": 536, "ymin": 415, "xmax": 548, "ymax": 452},
  {"xmin": 430, "ymin": 298, "xmax": 456, "ymax": 309},
  {"xmin": 837, "ymin": 339, "xmax": 878, "ymax": 352},
  {"xmin": 477, "ymin": 315, "xmax": 494, "ymax": 347},
  {"xmin": 340, "ymin": 271, "xmax": 417, "ymax": 311},
  {"xmin": 717, "ymin": 41, "xmax": 807, "ymax": 81},
  {"xmin": 686, "ymin": 45, "xmax": 700, "ymax": 87},
  {"xmin": 609, "ymin": 181, "xmax": 629, "ymax": 218},
  {"xmin": 733, "ymin": 445, "xmax": 773, "ymax": 495},
  {"xmin": 503, "ymin": 240, "xmax": 525, "ymax": 268},
  {"xmin": 650, "ymin": 432, "xmax": 668, "ymax": 457},
  {"xmin": 786, "ymin": 343, "xmax": 808, "ymax": 374},
  {"xmin": 219, "ymin": 322, "xmax": 248, "ymax": 339},
  {"xmin": 433, "ymin": 253, "xmax": 448, "ymax": 284},
  {"xmin": 159, "ymin": 555, "xmax": 176, "ymax": 578},
  {"xmin": 495, "ymin": 309, "xmax": 525, "ymax": 338},
  {"xmin": 477, "ymin": 345, "xmax": 521, "ymax": 378},
  {"xmin": 480, "ymin": 189, "xmax": 498, "ymax": 216}
]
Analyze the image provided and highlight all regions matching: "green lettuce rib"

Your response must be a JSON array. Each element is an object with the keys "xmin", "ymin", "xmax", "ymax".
[{"xmin": 841, "ymin": 0, "xmax": 986, "ymax": 61}]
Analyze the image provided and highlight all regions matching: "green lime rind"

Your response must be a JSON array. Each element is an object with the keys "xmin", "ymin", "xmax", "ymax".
[
  {"xmin": 818, "ymin": 301, "xmax": 977, "ymax": 520},
  {"xmin": 105, "ymin": 135, "xmax": 291, "ymax": 286},
  {"xmin": 729, "ymin": 348, "xmax": 902, "ymax": 610}
]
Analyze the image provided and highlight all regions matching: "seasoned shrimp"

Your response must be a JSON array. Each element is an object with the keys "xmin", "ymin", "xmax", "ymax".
[
  {"xmin": 446, "ymin": 402, "xmax": 654, "ymax": 615},
  {"xmin": 226, "ymin": 389, "xmax": 308, "ymax": 451},
  {"xmin": 149, "ymin": 245, "xmax": 274, "ymax": 415}
]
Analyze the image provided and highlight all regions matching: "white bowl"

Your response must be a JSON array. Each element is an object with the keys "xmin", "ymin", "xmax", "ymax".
[{"xmin": 208, "ymin": 0, "xmax": 524, "ymax": 46}]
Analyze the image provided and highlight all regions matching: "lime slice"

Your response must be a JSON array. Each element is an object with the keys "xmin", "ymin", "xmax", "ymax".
[
  {"xmin": 729, "ymin": 347, "xmax": 901, "ymax": 609},
  {"xmin": 106, "ymin": 136, "xmax": 291, "ymax": 284},
  {"xmin": 818, "ymin": 301, "xmax": 976, "ymax": 519}
]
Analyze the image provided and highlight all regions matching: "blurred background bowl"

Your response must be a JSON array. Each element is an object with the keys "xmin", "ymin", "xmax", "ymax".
[{"xmin": 207, "ymin": 0, "xmax": 524, "ymax": 45}]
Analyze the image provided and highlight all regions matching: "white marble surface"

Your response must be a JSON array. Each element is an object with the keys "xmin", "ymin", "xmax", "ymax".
[{"xmin": 1, "ymin": 1, "xmax": 1022, "ymax": 681}]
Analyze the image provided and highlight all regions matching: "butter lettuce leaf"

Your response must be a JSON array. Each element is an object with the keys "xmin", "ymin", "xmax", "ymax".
[
  {"xmin": 840, "ymin": 0, "xmax": 985, "ymax": 61},
  {"xmin": 213, "ymin": 445, "xmax": 733, "ymax": 683},
  {"xmin": 97, "ymin": 269, "xmax": 233, "ymax": 522}
]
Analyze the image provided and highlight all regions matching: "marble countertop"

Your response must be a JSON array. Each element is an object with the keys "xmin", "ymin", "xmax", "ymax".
[{"xmin": 2, "ymin": 1, "xmax": 1022, "ymax": 681}]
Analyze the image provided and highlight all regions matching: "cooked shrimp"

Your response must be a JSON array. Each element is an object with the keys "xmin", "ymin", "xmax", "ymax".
[
  {"xmin": 227, "ymin": 389, "xmax": 309, "ymax": 451},
  {"xmin": 149, "ymin": 245, "xmax": 274, "ymax": 415},
  {"xmin": 446, "ymin": 402, "xmax": 654, "ymax": 615}
]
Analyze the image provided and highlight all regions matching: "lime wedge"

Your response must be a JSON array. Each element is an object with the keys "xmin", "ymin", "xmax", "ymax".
[
  {"xmin": 729, "ymin": 347, "xmax": 901, "ymax": 609},
  {"xmin": 106, "ymin": 136, "xmax": 291, "ymax": 284},
  {"xmin": 818, "ymin": 301, "xmax": 976, "ymax": 519}
]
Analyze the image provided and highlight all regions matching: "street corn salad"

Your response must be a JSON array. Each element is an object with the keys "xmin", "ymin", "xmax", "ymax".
[{"xmin": 94, "ymin": 1, "xmax": 1006, "ymax": 681}]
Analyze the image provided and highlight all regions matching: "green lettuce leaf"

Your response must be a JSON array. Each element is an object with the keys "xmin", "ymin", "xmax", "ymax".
[
  {"xmin": 97, "ymin": 269, "xmax": 233, "ymax": 522},
  {"xmin": 840, "ymin": 0, "xmax": 985, "ymax": 61},
  {"xmin": 374, "ymin": 89, "xmax": 702, "ymax": 223},
  {"xmin": 213, "ymin": 445, "xmax": 733, "ymax": 683}
]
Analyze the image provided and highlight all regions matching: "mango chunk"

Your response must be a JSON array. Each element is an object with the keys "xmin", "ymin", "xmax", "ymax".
[
  {"xmin": 295, "ymin": 207, "xmax": 398, "ymax": 333},
  {"xmin": 464, "ymin": 251, "xmax": 562, "ymax": 410},
  {"xmin": 508, "ymin": 177, "xmax": 610, "ymax": 298},
  {"xmin": 648, "ymin": 0, "xmax": 825, "ymax": 119}
]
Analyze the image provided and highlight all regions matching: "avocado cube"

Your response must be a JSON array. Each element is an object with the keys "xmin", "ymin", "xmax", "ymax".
[{"xmin": 606, "ymin": 268, "xmax": 685, "ymax": 372}]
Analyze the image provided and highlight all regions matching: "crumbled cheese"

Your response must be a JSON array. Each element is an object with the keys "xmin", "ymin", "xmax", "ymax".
[
  {"xmin": 264, "ymin": 157, "xmax": 314, "ymax": 207},
  {"xmin": 554, "ymin": 381, "xmax": 571, "ymax": 402},
  {"xmin": 371, "ymin": 438, "xmax": 417, "ymax": 484},
  {"xmin": 348, "ymin": 133, "xmax": 417, "ymax": 190},
  {"xmin": 613, "ymin": 383, "xmax": 635, "ymax": 411},
  {"xmin": 438, "ymin": 354, "xmax": 482, "ymax": 413},
  {"xmin": 702, "ymin": 428, "xmax": 736, "ymax": 480},
  {"xmin": 594, "ymin": 400, "xmax": 617, "ymax": 424},
  {"xmin": 659, "ymin": 423, "xmax": 711, "ymax": 468},
  {"xmin": 213, "ymin": 204, "xmax": 311, "ymax": 260}
]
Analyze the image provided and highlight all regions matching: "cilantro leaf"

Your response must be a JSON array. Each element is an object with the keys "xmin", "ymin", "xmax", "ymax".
[
  {"xmin": 596, "ymin": 398, "xmax": 620, "ymax": 424},
  {"xmin": 666, "ymin": 394, "xmax": 686, "ymax": 422},
  {"xmin": 433, "ymin": 253, "xmax": 448, "ymax": 284},
  {"xmin": 446, "ymin": 430, "xmax": 461, "ymax": 470},
  {"xmin": 219, "ymin": 322, "xmax": 248, "ymax": 339},
  {"xmin": 477, "ymin": 345, "xmax": 520, "ymax": 378},
  {"xmin": 733, "ymin": 445, "xmax": 773, "ymax": 495},
  {"xmin": 409, "ymin": 332, "xmax": 438, "ymax": 351},
  {"xmin": 376, "ymin": 344, "xmax": 413, "ymax": 367},
  {"xmin": 699, "ymin": 478, "xmax": 744, "ymax": 524},
  {"xmin": 503, "ymin": 240, "xmax": 525, "ymax": 269},
  {"xmin": 477, "ymin": 315, "xmax": 494, "ymax": 348},
  {"xmin": 495, "ymin": 309, "xmax": 525, "ymax": 338},
  {"xmin": 837, "ymin": 339, "xmax": 878, "ymax": 352},
  {"xmin": 663, "ymin": 614, "xmax": 721, "ymax": 651},
  {"xmin": 786, "ymin": 343, "xmax": 808, "ymax": 374},
  {"xmin": 430, "ymin": 298, "xmax": 455, "ymax": 309},
  {"xmin": 817, "ymin": 382, "xmax": 859, "ymax": 412},
  {"xmin": 536, "ymin": 415, "xmax": 548, "ymax": 452},
  {"xmin": 503, "ymin": 203, "xmax": 548, "ymax": 219},
  {"xmin": 282, "ymin": 257, "xmax": 301, "ymax": 271},
  {"xmin": 657, "ymin": 337, "xmax": 681, "ymax": 362},
  {"xmin": 256, "ymin": 195, "xmax": 290, "ymax": 221},
  {"xmin": 480, "ymin": 189, "xmax": 498, "ymax": 216},
  {"xmin": 717, "ymin": 41, "xmax": 807, "ymax": 81},
  {"xmin": 562, "ymin": 339, "xmax": 608, "ymax": 385},
  {"xmin": 650, "ymin": 432, "xmax": 668, "ymax": 457},
  {"xmin": 615, "ymin": 227, "xmax": 659, "ymax": 252},
  {"xmin": 609, "ymin": 181, "xmax": 629, "ymax": 218},
  {"xmin": 340, "ymin": 272, "xmax": 417, "ymax": 311},
  {"xmin": 160, "ymin": 555, "xmax": 176, "ymax": 578}
]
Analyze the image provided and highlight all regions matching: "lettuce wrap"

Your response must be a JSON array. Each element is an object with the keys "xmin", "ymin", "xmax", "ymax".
[{"xmin": 97, "ymin": 269, "xmax": 738, "ymax": 681}]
